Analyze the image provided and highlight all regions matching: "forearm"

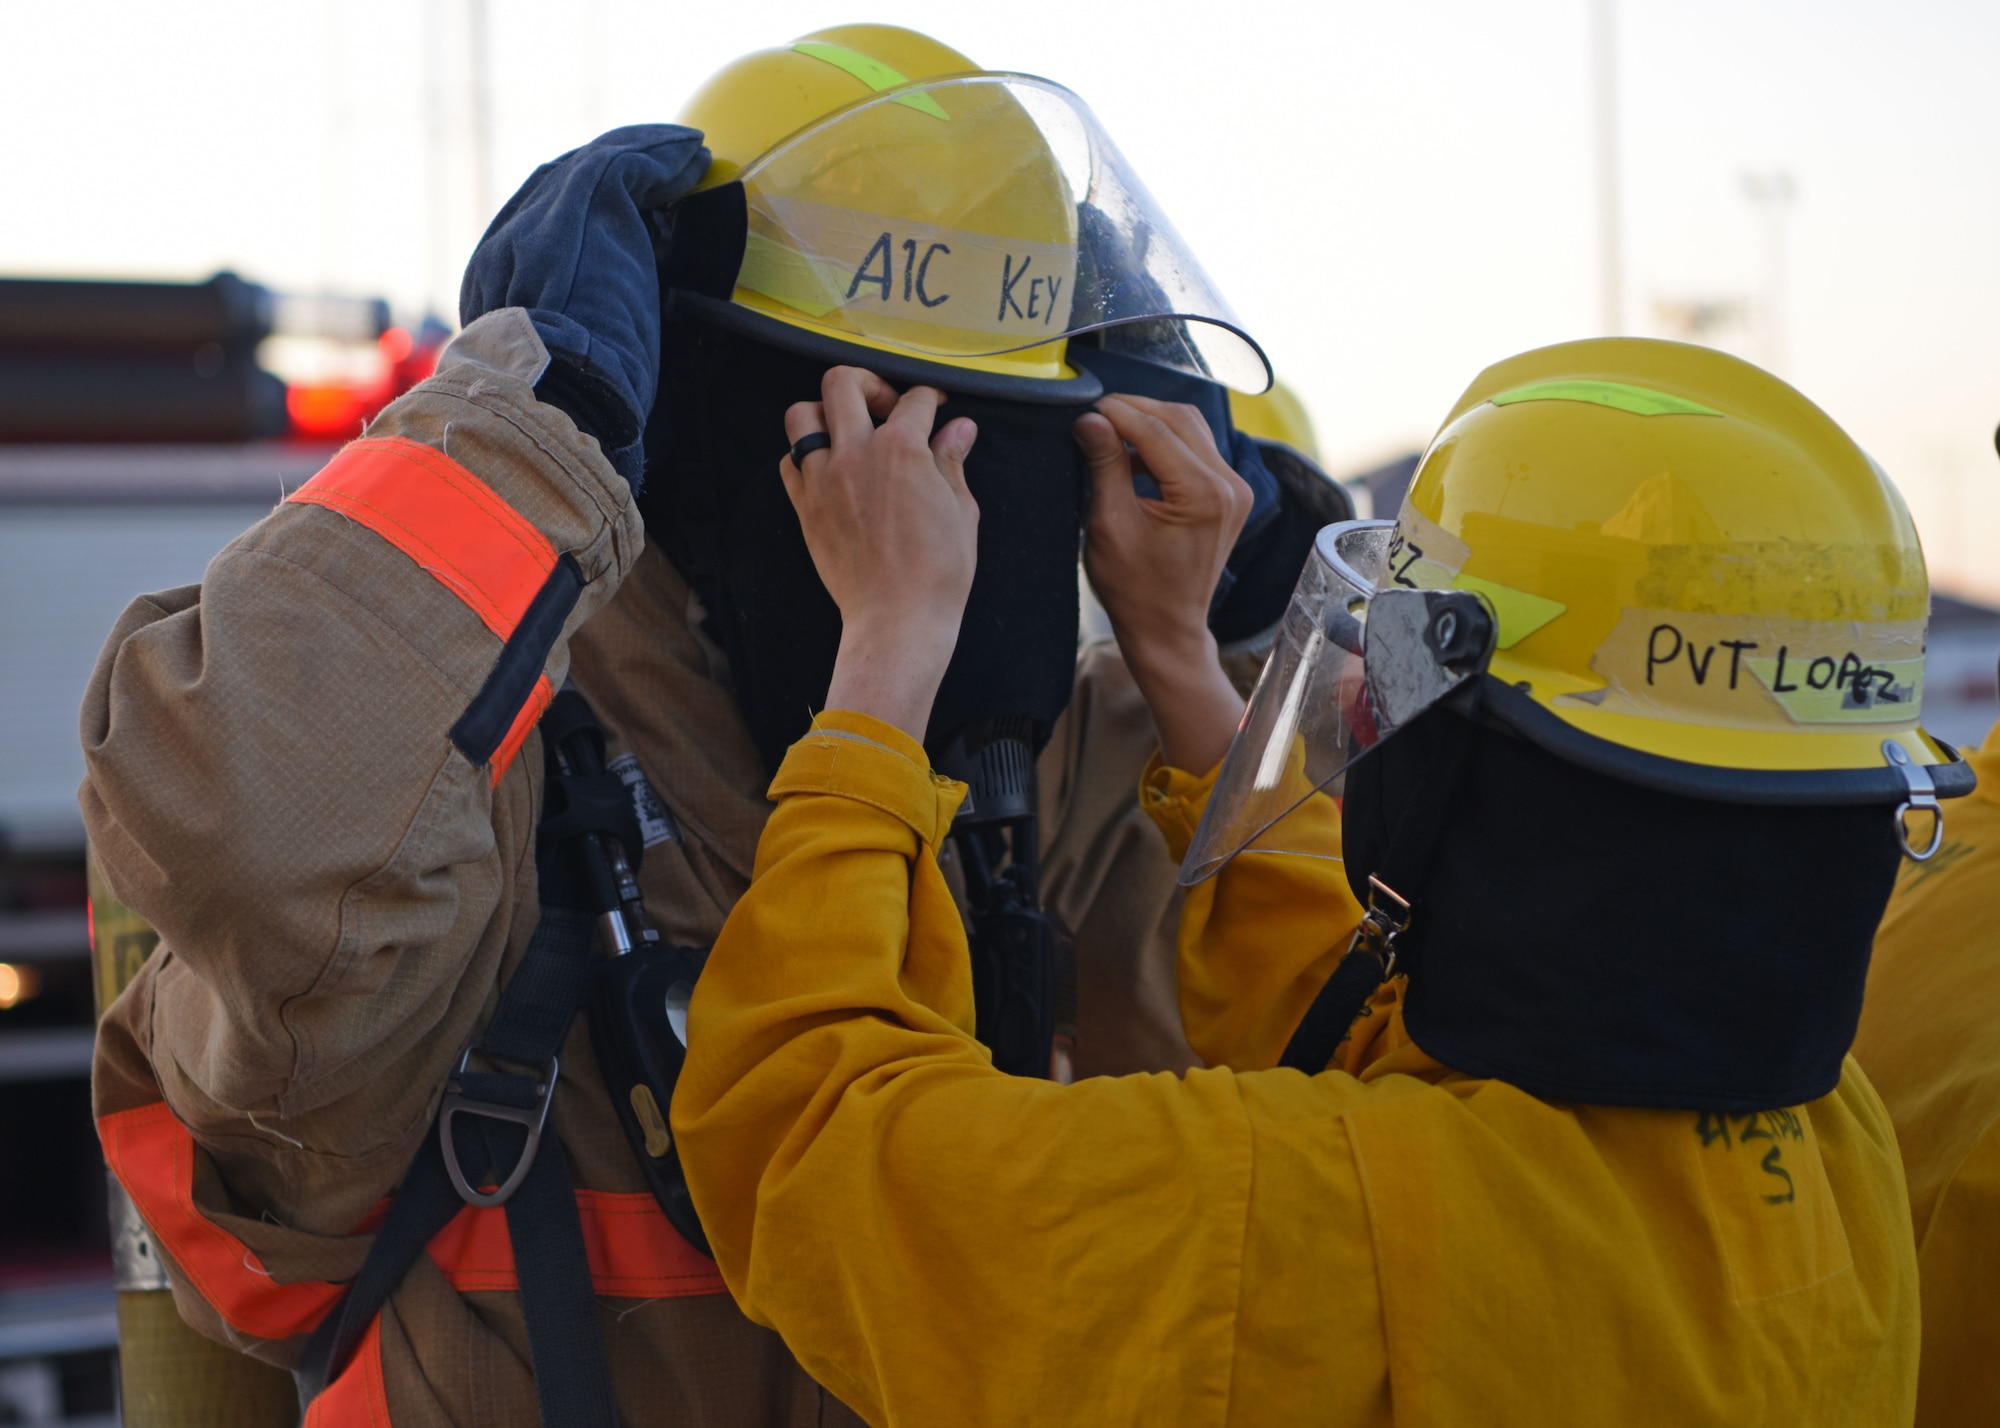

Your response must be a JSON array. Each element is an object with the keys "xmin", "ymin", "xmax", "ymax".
[
  {"xmin": 824, "ymin": 615, "xmax": 961, "ymax": 744},
  {"xmin": 1119, "ymin": 626, "xmax": 1246, "ymax": 777},
  {"xmin": 675, "ymin": 712, "xmax": 1253, "ymax": 1427},
  {"xmin": 673, "ymin": 713, "xmax": 982, "ymax": 1285}
]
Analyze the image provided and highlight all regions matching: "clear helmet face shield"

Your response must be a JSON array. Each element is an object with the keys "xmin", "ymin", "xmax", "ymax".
[
  {"xmin": 1178, "ymin": 520, "xmax": 1499, "ymax": 886},
  {"xmin": 730, "ymin": 73, "xmax": 1272, "ymax": 392}
]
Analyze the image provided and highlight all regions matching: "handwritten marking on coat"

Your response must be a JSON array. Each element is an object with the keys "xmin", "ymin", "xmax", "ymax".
[
  {"xmin": 1695, "ymin": 1108, "xmax": 1805, "ymax": 1206},
  {"xmin": 1759, "ymin": 1147, "xmax": 1795, "ymax": 1205},
  {"xmin": 1897, "ymin": 836, "xmax": 1974, "ymax": 892}
]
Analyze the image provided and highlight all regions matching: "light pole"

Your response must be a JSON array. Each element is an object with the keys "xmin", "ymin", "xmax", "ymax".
[
  {"xmin": 468, "ymin": 0, "xmax": 495, "ymax": 232},
  {"xmin": 1741, "ymin": 170, "xmax": 1797, "ymax": 375},
  {"xmin": 1591, "ymin": 0, "xmax": 1622, "ymax": 335},
  {"xmin": 423, "ymin": 0, "xmax": 450, "ymax": 322}
]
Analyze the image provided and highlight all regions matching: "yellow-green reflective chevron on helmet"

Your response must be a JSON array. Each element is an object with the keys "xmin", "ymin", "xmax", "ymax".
[
  {"xmin": 675, "ymin": 26, "xmax": 1070, "ymax": 381},
  {"xmin": 679, "ymin": 26, "xmax": 980, "ymax": 187}
]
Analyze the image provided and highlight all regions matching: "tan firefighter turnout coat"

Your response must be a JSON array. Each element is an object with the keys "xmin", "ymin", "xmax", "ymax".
[{"xmin": 83, "ymin": 309, "xmax": 1200, "ymax": 1427}]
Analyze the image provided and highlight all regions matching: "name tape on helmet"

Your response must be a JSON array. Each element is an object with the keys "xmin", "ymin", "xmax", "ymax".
[
  {"xmin": 740, "ymin": 195, "xmax": 1078, "ymax": 344},
  {"xmin": 1572, "ymin": 609, "xmax": 1925, "ymax": 728},
  {"xmin": 1384, "ymin": 505, "xmax": 1471, "ymax": 593},
  {"xmin": 1390, "ymin": 503, "xmax": 1926, "ymax": 728}
]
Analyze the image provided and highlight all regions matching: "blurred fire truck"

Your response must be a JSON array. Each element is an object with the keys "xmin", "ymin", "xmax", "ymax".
[{"xmin": 0, "ymin": 271, "xmax": 446, "ymax": 1426}]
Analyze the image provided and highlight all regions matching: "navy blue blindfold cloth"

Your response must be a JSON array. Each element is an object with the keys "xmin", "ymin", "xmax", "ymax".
[
  {"xmin": 1067, "ymin": 345, "xmax": 1282, "ymax": 629},
  {"xmin": 1065, "ymin": 345, "xmax": 1281, "ymax": 541},
  {"xmin": 462, "ymin": 124, "xmax": 710, "ymax": 488}
]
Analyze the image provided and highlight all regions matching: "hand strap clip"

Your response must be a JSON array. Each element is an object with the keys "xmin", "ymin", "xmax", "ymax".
[{"xmin": 1354, "ymin": 874, "xmax": 1412, "ymax": 980}]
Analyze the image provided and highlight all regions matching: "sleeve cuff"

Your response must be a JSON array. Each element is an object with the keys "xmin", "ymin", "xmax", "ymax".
[
  {"xmin": 767, "ymin": 710, "xmax": 966, "ymax": 846},
  {"xmin": 1139, "ymin": 751, "xmax": 1224, "ymax": 862}
]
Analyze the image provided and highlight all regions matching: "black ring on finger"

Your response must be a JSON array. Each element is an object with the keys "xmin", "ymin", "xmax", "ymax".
[{"xmin": 790, "ymin": 431, "xmax": 832, "ymax": 470}]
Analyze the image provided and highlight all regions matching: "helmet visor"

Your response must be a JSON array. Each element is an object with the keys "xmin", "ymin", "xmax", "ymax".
[
  {"xmin": 732, "ymin": 74, "xmax": 1272, "ymax": 392},
  {"xmin": 1179, "ymin": 521, "xmax": 1497, "ymax": 885}
]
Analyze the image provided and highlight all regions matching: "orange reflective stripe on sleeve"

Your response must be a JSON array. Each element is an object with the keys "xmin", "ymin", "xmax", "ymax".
[
  {"xmin": 98, "ymin": 1101, "xmax": 346, "ymax": 1340},
  {"xmin": 304, "ymin": 1316, "xmax": 390, "ymax": 1428},
  {"xmin": 285, "ymin": 435, "xmax": 574, "ymax": 782},
  {"xmin": 286, "ymin": 436, "xmax": 557, "ymax": 641},
  {"xmin": 426, "ymin": 1188, "xmax": 727, "ymax": 1298},
  {"xmin": 490, "ymin": 674, "xmax": 554, "ymax": 788}
]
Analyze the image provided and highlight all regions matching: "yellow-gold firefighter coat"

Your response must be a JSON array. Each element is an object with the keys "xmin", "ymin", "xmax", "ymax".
[
  {"xmin": 676, "ymin": 709, "xmax": 1921, "ymax": 1428},
  {"xmin": 1855, "ymin": 717, "xmax": 2000, "ymax": 1426}
]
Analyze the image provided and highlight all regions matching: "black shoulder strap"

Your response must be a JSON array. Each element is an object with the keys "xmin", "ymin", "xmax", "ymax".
[
  {"xmin": 296, "ymin": 709, "xmax": 624, "ymax": 1428},
  {"xmin": 292, "ymin": 1122, "xmax": 461, "ymax": 1404}
]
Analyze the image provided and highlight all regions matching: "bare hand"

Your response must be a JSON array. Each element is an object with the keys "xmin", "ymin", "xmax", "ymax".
[
  {"xmin": 781, "ymin": 367, "xmax": 979, "ymax": 744},
  {"xmin": 1076, "ymin": 395, "xmax": 1253, "ymax": 773}
]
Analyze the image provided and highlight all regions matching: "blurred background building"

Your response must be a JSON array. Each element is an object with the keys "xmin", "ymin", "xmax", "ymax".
[{"xmin": 0, "ymin": 1, "xmax": 1995, "ymax": 1421}]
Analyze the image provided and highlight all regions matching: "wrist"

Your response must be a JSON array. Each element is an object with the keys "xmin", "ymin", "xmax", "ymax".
[
  {"xmin": 1115, "ymin": 619, "xmax": 1220, "ymax": 690},
  {"xmin": 824, "ymin": 615, "xmax": 961, "ymax": 745},
  {"xmin": 1114, "ymin": 623, "xmax": 1245, "ymax": 775},
  {"xmin": 839, "ymin": 610, "xmax": 961, "ymax": 674}
]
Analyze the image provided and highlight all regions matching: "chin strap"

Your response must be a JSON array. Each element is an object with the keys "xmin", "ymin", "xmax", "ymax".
[
  {"xmin": 1276, "ymin": 875, "xmax": 1410, "ymax": 1074},
  {"xmin": 1276, "ymin": 693, "xmax": 1480, "ymax": 1075}
]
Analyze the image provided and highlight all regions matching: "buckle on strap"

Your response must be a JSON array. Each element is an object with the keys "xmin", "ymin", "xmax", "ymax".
[
  {"xmin": 440, "ymin": 1048, "xmax": 559, "ymax": 1208},
  {"xmin": 1883, "ymin": 740, "xmax": 1944, "ymax": 862},
  {"xmin": 1357, "ymin": 875, "xmax": 1413, "ymax": 981}
]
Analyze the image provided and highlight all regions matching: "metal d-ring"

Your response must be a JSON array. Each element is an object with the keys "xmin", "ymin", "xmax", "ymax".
[
  {"xmin": 1883, "ymin": 740, "xmax": 1944, "ymax": 862},
  {"xmin": 439, "ymin": 1048, "xmax": 559, "ymax": 1208}
]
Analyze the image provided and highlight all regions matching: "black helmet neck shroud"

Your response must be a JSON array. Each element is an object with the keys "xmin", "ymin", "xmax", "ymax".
[
  {"xmin": 1342, "ymin": 686, "xmax": 1905, "ymax": 1112},
  {"xmin": 640, "ymin": 302, "xmax": 1091, "ymax": 1078}
]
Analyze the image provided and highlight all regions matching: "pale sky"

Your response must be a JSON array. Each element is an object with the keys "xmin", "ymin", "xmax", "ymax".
[{"xmin": 6, "ymin": 0, "xmax": 1997, "ymax": 596}]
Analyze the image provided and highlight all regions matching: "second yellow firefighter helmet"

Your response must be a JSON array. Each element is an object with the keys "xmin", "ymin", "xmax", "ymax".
[
  {"xmin": 674, "ymin": 24, "xmax": 1270, "ymax": 394},
  {"xmin": 1397, "ymin": 337, "xmax": 1950, "ymax": 776},
  {"xmin": 1182, "ymin": 337, "xmax": 1973, "ymax": 883}
]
